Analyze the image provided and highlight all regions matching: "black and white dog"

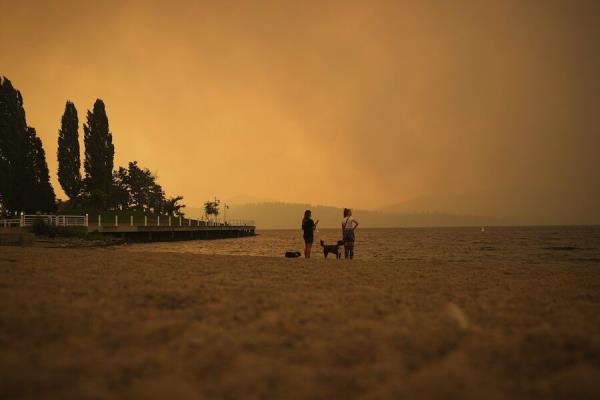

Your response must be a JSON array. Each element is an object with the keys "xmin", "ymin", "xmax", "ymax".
[{"xmin": 320, "ymin": 240, "xmax": 344, "ymax": 259}]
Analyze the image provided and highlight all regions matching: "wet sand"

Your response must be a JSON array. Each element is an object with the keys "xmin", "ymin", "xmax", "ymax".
[{"xmin": 1, "ymin": 247, "xmax": 599, "ymax": 399}]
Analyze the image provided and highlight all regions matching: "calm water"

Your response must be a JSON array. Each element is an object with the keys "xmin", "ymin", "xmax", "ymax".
[{"xmin": 126, "ymin": 226, "xmax": 600, "ymax": 266}]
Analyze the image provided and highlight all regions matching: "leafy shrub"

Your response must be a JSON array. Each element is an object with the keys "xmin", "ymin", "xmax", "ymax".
[
  {"xmin": 31, "ymin": 219, "xmax": 87, "ymax": 238},
  {"xmin": 31, "ymin": 218, "xmax": 55, "ymax": 237}
]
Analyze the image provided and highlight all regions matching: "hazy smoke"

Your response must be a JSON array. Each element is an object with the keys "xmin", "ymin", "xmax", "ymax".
[{"xmin": 1, "ymin": 0, "xmax": 598, "ymax": 223}]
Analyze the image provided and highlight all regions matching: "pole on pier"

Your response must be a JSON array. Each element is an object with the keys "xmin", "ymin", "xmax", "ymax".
[
  {"xmin": 115, "ymin": 215, "xmax": 118, "ymax": 227},
  {"xmin": 85, "ymin": 214, "xmax": 89, "ymax": 227},
  {"xmin": 157, "ymin": 216, "xmax": 160, "ymax": 226},
  {"xmin": 98, "ymin": 215, "xmax": 102, "ymax": 227},
  {"xmin": 169, "ymin": 216, "xmax": 171, "ymax": 226},
  {"xmin": 20, "ymin": 212, "xmax": 24, "ymax": 227},
  {"xmin": 188, "ymin": 218, "xmax": 191, "ymax": 227},
  {"xmin": 130, "ymin": 215, "xmax": 133, "ymax": 227},
  {"xmin": 144, "ymin": 216, "xmax": 147, "ymax": 226},
  {"xmin": 179, "ymin": 216, "xmax": 182, "ymax": 226}
]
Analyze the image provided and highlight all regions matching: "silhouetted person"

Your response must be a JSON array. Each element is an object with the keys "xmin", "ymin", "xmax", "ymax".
[
  {"xmin": 342, "ymin": 208, "xmax": 359, "ymax": 259},
  {"xmin": 302, "ymin": 209, "xmax": 318, "ymax": 258}
]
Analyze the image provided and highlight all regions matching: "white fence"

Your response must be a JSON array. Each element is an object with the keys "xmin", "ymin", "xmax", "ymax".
[
  {"xmin": 0, "ymin": 214, "xmax": 254, "ymax": 228},
  {"xmin": 0, "ymin": 214, "xmax": 88, "ymax": 228},
  {"xmin": 25, "ymin": 214, "xmax": 87, "ymax": 227},
  {"xmin": 217, "ymin": 219, "xmax": 255, "ymax": 227},
  {"xmin": 90, "ymin": 216, "xmax": 255, "ymax": 228},
  {"xmin": 0, "ymin": 218, "xmax": 21, "ymax": 228}
]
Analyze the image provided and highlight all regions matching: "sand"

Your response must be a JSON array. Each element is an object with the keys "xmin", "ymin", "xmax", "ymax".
[{"xmin": 1, "ymin": 246, "xmax": 599, "ymax": 399}]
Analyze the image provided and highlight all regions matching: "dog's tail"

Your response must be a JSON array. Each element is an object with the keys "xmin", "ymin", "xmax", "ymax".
[{"xmin": 320, "ymin": 239, "xmax": 325, "ymax": 247}]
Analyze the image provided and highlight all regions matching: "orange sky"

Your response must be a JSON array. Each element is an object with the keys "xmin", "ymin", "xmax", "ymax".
[{"xmin": 1, "ymin": 0, "xmax": 599, "ymax": 222}]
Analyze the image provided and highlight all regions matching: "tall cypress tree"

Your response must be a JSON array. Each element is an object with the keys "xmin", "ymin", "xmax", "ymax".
[
  {"xmin": 83, "ymin": 99, "xmax": 114, "ymax": 199},
  {"xmin": 57, "ymin": 101, "xmax": 81, "ymax": 199},
  {"xmin": 0, "ymin": 85, "xmax": 8, "ymax": 211},
  {"xmin": 0, "ymin": 76, "xmax": 56, "ymax": 213},
  {"xmin": 0, "ymin": 76, "xmax": 27, "ymax": 212},
  {"xmin": 27, "ymin": 127, "xmax": 56, "ymax": 212}
]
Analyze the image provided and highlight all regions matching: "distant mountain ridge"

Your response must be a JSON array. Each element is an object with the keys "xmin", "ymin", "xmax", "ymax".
[
  {"xmin": 378, "ymin": 191, "xmax": 600, "ymax": 226},
  {"xmin": 380, "ymin": 193, "xmax": 492, "ymax": 216},
  {"xmin": 186, "ymin": 201, "xmax": 497, "ymax": 229}
]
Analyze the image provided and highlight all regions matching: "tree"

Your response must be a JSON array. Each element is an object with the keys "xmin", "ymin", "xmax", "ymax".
[
  {"xmin": 204, "ymin": 198, "xmax": 220, "ymax": 220},
  {"xmin": 109, "ymin": 161, "xmax": 181, "ymax": 214},
  {"xmin": 111, "ymin": 167, "xmax": 130, "ymax": 210},
  {"xmin": 0, "ymin": 77, "xmax": 56, "ymax": 213},
  {"xmin": 163, "ymin": 195, "xmax": 185, "ymax": 217},
  {"xmin": 121, "ymin": 161, "xmax": 165, "ymax": 212},
  {"xmin": 147, "ymin": 182, "xmax": 166, "ymax": 214},
  {"xmin": 0, "ymin": 76, "xmax": 26, "ymax": 212},
  {"xmin": 57, "ymin": 101, "xmax": 81, "ymax": 199},
  {"xmin": 27, "ymin": 127, "xmax": 56, "ymax": 212},
  {"xmin": 83, "ymin": 99, "xmax": 114, "ymax": 198}
]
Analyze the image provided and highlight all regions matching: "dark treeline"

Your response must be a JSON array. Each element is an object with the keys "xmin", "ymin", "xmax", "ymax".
[
  {"xmin": 57, "ymin": 95, "xmax": 186, "ymax": 216},
  {"xmin": 0, "ymin": 77, "xmax": 56, "ymax": 213},
  {"xmin": 0, "ymin": 76, "xmax": 185, "ymax": 217},
  {"xmin": 112, "ymin": 161, "xmax": 184, "ymax": 216}
]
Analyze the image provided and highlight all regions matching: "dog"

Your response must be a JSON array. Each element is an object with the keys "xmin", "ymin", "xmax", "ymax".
[{"xmin": 320, "ymin": 240, "xmax": 344, "ymax": 259}]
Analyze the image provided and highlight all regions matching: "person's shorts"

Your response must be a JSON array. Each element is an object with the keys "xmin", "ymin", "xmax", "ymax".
[
  {"xmin": 343, "ymin": 229, "xmax": 355, "ymax": 242},
  {"xmin": 304, "ymin": 236, "xmax": 314, "ymax": 245}
]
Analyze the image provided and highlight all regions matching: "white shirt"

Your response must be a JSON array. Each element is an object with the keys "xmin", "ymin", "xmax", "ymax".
[{"xmin": 342, "ymin": 216, "xmax": 355, "ymax": 230}]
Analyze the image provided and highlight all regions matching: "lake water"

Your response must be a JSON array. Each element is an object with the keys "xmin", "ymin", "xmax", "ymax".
[{"xmin": 126, "ymin": 226, "xmax": 600, "ymax": 266}]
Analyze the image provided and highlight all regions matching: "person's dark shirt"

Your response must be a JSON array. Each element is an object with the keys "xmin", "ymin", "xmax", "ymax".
[{"xmin": 302, "ymin": 218, "xmax": 315, "ymax": 239}]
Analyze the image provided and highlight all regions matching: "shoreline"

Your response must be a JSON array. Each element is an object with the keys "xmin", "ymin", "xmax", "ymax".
[{"xmin": 1, "ymin": 246, "xmax": 599, "ymax": 398}]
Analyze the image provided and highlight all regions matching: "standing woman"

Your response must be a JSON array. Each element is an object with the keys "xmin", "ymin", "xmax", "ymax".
[
  {"xmin": 342, "ymin": 208, "xmax": 359, "ymax": 259},
  {"xmin": 302, "ymin": 209, "xmax": 318, "ymax": 258}
]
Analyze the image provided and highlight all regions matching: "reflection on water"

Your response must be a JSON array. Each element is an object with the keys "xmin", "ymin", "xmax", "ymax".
[{"xmin": 125, "ymin": 226, "xmax": 600, "ymax": 266}]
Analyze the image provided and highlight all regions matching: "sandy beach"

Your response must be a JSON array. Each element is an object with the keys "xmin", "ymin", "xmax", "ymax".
[{"xmin": 1, "ymin": 246, "xmax": 599, "ymax": 399}]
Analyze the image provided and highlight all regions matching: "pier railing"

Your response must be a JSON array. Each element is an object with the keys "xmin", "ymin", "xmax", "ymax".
[
  {"xmin": 0, "ymin": 213, "xmax": 254, "ymax": 229},
  {"xmin": 25, "ymin": 214, "xmax": 87, "ymax": 227},
  {"xmin": 88, "ymin": 215, "xmax": 254, "ymax": 228},
  {"xmin": 0, "ymin": 214, "xmax": 87, "ymax": 228},
  {"xmin": 0, "ymin": 218, "xmax": 21, "ymax": 228}
]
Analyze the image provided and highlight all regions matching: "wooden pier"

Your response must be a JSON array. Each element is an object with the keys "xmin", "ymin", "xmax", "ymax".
[
  {"xmin": 1, "ymin": 214, "xmax": 256, "ymax": 242},
  {"xmin": 91, "ymin": 223, "xmax": 255, "ymax": 241}
]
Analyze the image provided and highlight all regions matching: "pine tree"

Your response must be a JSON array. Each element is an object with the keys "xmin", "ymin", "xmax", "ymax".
[
  {"xmin": 83, "ymin": 99, "xmax": 114, "ymax": 202},
  {"xmin": 57, "ymin": 101, "xmax": 81, "ymax": 199},
  {"xmin": 0, "ymin": 76, "xmax": 56, "ymax": 213}
]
